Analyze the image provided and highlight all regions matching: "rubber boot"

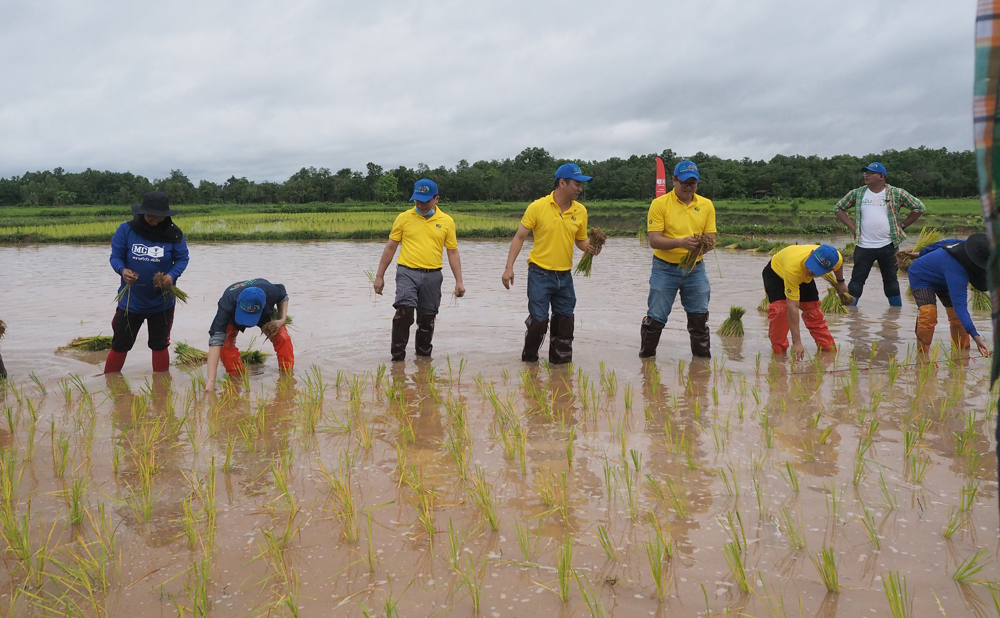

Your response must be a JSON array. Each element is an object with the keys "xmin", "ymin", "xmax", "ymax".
[
  {"xmin": 686, "ymin": 312, "xmax": 711, "ymax": 358},
  {"xmin": 220, "ymin": 324, "xmax": 245, "ymax": 376},
  {"xmin": 270, "ymin": 325, "xmax": 295, "ymax": 371},
  {"xmin": 888, "ymin": 295, "xmax": 902, "ymax": 307},
  {"xmin": 639, "ymin": 316, "xmax": 664, "ymax": 358},
  {"xmin": 522, "ymin": 316, "xmax": 549, "ymax": 362},
  {"xmin": 549, "ymin": 314, "xmax": 574, "ymax": 365},
  {"xmin": 151, "ymin": 348, "xmax": 170, "ymax": 372},
  {"xmin": 0, "ymin": 354, "xmax": 6, "ymax": 380},
  {"xmin": 104, "ymin": 350, "xmax": 128, "ymax": 374},
  {"xmin": 849, "ymin": 294, "xmax": 860, "ymax": 307},
  {"xmin": 415, "ymin": 313, "xmax": 435, "ymax": 357},
  {"xmin": 391, "ymin": 307, "xmax": 415, "ymax": 362},
  {"xmin": 945, "ymin": 307, "xmax": 970, "ymax": 350},
  {"xmin": 915, "ymin": 305, "xmax": 937, "ymax": 353},
  {"xmin": 800, "ymin": 301, "xmax": 836, "ymax": 351},
  {"xmin": 767, "ymin": 300, "xmax": 790, "ymax": 354}
]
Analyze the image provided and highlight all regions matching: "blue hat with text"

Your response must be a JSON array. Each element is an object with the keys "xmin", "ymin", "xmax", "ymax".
[
  {"xmin": 673, "ymin": 160, "xmax": 700, "ymax": 181},
  {"xmin": 410, "ymin": 179, "xmax": 439, "ymax": 202},
  {"xmin": 235, "ymin": 287, "xmax": 266, "ymax": 327},
  {"xmin": 554, "ymin": 163, "xmax": 592, "ymax": 182},
  {"xmin": 860, "ymin": 162, "xmax": 887, "ymax": 176},
  {"xmin": 804, "ymin": 245, "xmax": 841, "ymax": 277}
]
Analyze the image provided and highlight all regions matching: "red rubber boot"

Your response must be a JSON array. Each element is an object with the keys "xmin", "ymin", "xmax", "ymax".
[
  {"xmin": 767, "ymin": 300, "xmax": 790, "ymax": 354},
  {"xmin": 104, "ymin": 350, "xmax": 128, "ymax": 374},
  {"xmin": 220, "ymin": 324, "xmax": 245, "ymax": 376},
  {"xmin": 151, "ymin": 349, "xmax": 170, "ymax": 372},
  {"xmin": 800, "ymin": 301, "xmax": 836, "ymax": 351},
  {"xmin": 270, "ymin": 325, "xmax": 295, "ymax": 372}
]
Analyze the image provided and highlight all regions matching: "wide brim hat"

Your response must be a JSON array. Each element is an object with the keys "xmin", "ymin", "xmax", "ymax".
[
  {"xmin": 964, "ymin": 233, "xmax": 990, "ymax": 270},
  {"xmin": 131, "ymin": 191, "xmax": 179, "ymax": 217}
]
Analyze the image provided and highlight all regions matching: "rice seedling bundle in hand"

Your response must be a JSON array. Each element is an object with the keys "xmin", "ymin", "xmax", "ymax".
[
  {"xmin": 678, "ymin": 234, "xmax": 715, "ymax": 272},
  {"xmin": 574, "ymin": 228, "xmax": 608, "ymax": 277},
  {"xmin": 153, "ymin": 272, "xmax": 189, "ymax": 303},
  {"xmin": 897, "ymin": 226, "xmax": 942, "ymax": 272},
  {"xmin": 718, "ymin": 306, "xmax": 746, "ymax": 337},
  {"xmin": 68, "ymin": 336, "xmax": 113, "ymax": 351},
  {"xmin": 820, "ymin": 272, "xmax": 854, "ymax": 314},
  {"xmin": 971, "ymin": 287, "xmax": 992, "ymax": 311},
  {"xmin": 757, "ymin": 296, "xmax": 770, "ymax": 312}
]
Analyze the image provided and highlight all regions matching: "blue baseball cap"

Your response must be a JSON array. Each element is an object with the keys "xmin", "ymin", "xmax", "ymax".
[
  {"xmin": 673, "ymin": 160, "xmax": 699, "ymax": 181},
  {"xmin": 554, "ymin": 163, "xmax": 592, "ymax": 182},
  {"xmin": 410, "ymin": 179, "xmax": 438, "ymax": 202},
  {"xmin": 860, "ymin": 162, "xmax": 887, "ymax": 176},
  {"xmin": 804, "ymin": 245, "xmax": 841, "ymax": 277},
  {"xmin": 235, "ymin": 287, "xmax": 266, "ymax": 327}
]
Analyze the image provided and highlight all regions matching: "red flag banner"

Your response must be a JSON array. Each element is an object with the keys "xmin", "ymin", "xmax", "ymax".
[{"xmin": 655, "ymin": 157, "xmax": 667, "ymax": 198}]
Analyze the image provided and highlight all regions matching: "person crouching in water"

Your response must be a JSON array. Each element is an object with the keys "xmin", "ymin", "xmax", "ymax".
[
  {"xmin": 105, "ymin": 191, "xmax": 189, "ymax": 373},
  {"xmin": 203, "ymin": 279, "xmax": 294, "ymax": 392},
  {"xmin": 900, "ymin": 233, "xmax": 991, "ymax": 357},
  {"xmin": 763, "ymin": 244, "xmax": 848, "ymax": 359}
]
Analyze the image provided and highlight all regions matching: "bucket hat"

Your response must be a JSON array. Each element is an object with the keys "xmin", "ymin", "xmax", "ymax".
[{"xmin": 131, "ymin": 191, "xmax": 178, "ymax": 217}]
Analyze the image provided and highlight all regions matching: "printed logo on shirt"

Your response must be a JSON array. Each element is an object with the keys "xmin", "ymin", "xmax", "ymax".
[
  {"xmin": 132, "ymin": 244, "xmax": 164, "ymax": 259},
  {"xmin": 571, "ymin": 216, "xmax": 577, "ymax": 221},
  {"xmin": 436, "ymin": 224, "xmax": 442, "ymax": 229},
  {"xmin": 228, "ymin": 280, "xmax": 259, "ymax": 292},
  {"xmin": 694, "ymin": 207, "xmax": 700, "ymax": 212}
]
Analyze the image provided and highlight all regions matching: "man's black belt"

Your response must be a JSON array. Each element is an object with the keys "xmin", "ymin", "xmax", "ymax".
[
  {"xmin": 401, "ymin": 265, "xmax": 442, "ymax": 273},
  {"xmin": 528, "ymin": 263, "xmax": 570, "ymax": 274}
]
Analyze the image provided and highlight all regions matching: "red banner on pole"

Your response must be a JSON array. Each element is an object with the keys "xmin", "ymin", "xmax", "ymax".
[{"xmin": 655, "ymin": 157, "xmax": 667, "ymax": 198}]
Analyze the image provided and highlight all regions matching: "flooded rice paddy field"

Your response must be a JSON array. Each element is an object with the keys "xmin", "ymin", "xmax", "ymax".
[{"xmin": 0, "ymin": 239, "xmax": 997, "ymax": 617}]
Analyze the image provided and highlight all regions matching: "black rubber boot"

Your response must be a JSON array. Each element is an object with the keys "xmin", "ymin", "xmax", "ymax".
[
  {"xmin": 639, "ymin": 316, "xmax": 664, "ymax": 358},
  {"xmin": 686, "ymin": 312, "xmax": 711, "ymax": 358},
  {"xmin": 415, "ymin": 313, "xmax": 435, "ymax": 357},
  {"xmin": 549, "ymin": 314, "xmax": 574, "ymax": 365},
  {"xmin": 391, "ymin": 307, "xmax": 415, "ymax": 361},
  {"xmin": 522, "ymin": 316, "xmax": 549, "ymax": 362}
]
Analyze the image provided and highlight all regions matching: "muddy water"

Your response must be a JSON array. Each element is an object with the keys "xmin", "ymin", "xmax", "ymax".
[{"xmin": 0, "ymin": 239, "xmax": 996, "ymax": 617}]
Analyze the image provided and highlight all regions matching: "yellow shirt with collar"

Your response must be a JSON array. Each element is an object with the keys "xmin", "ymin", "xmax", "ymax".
[
  {"xmin": 520, "ymin": 192, "xmax": 589, "ymax": 271},
  {"xmin": 770, "ymin": 244, "xmax": 843, "ymax": 301},
  {"xmin": 647, "ymin": 190, "xmax": 717, "ymax": 264},
  {"xmin": 389, "ymin": 206, "xmax": 458, "ymax": 270}
]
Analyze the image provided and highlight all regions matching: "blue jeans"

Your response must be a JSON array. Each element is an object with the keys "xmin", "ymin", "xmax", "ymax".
[
  {"xmin": 647, "ymin": 257, "xmax": 710, "ymax": 324},
  {"xmin": 527, "ymin": 264, "xmax": 576, "ymax": 321}
]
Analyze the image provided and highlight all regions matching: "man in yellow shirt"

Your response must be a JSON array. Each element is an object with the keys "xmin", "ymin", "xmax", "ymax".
[
  {"xmin": 374, "ymin": 179, "xmax": 465, "ymax": 361},
  {"xmin": 762, "ymin": 244, "xmax": 848, "ymax": 358},
  {"xmin": 640, "ymin": 160, "xmax": 717, "ymax": 359},
  {"xmin": 502, "ymin": 163, "xmax": 601, "ymax": 364}
]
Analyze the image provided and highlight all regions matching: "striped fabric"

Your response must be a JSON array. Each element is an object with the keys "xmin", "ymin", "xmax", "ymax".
[{"xmin": 974, "ymin": 0, "xmax": 1000, "ymax": 384}]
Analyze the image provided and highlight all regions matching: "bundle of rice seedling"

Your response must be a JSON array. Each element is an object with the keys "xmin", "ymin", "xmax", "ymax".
[
  {"xmin": 153, "ymin": 272, "xmax": 189, "ymax": 303},
  {"xmin": 718, "ymin": 306, "xmax": 746, "ymax": 337},
  {"xmin": 114, "ymin": 283, "xmax": 131, "ymax": 305},
  {"xmin": 820, "ymin": 272, "xmax": 854, "ymax": 314},
  {"xmin": 768, "ymin": 242, "xmax": 790, "ymax": 256},
  {"xmin": 261, "ymin": 315, "xmax": 293, "ymax": 338},
  {"xmin": 574, "ymin": 228, "xmax": 608, "ymax": 276},
  {"xmin": 241, "ymin": 349, "xmax": 269, "ymax": 364},
  {"xmin": 757, "ymin": 296, "xmax": 770, "ymax": 312},
  {"xmin": 68, "ymin": 336, "xmax": 113, "ymax": 351},
  {"xmin": 971, "ymin": 287, "xmax": 992, "ymax": 311},
  {"xmin": 0, "ymin": 319, "xmax": 6, "ymax": 342},
  {"xmin": 636, "ymin": 229, "xmax": 647, "ymax": 245},
  {"xmin": 678, "ymin": 234, "xmax": 715, "ymax": 272},
  {"xmin": 174, "ymin": 342, "xmax": 209, "ymax": 366},
  {"xmin": 897, "ymin": 227, "xmax": 942, "ymax": 272}
]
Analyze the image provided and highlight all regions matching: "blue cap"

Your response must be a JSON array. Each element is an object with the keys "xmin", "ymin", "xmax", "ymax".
[
  {"xmin": 673, "ymin": 160, "xmax": 699, "ymax": 181},
  {"xmin": 410, "ymin": 179, "xmax": 438, "ymax": 202},
  {"xmin": 235, "ymin": 287, "xmax": 266, "ymax": 327},
  {"xmin": 860, "ymin": 162, "xmax": 887, "ymax": 176},
  {"xmin": 554, "ymin": 163, "xmax": 592, "ymax": 182},
  {"xmin": 804, "ymin": 245, "xmax": 841, "ymax": 277}
]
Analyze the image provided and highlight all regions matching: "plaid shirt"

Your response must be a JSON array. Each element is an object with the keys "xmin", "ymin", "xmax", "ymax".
[{"xmin": 833, "ymin": 184, "xmax": 926, "ymax": 247}]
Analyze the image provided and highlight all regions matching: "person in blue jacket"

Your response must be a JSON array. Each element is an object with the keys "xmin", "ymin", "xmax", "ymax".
[
  {"xmin": 105, "ymin": 191, "xmax": 190, "ymax": 373},
  {"xmin": 901, "ymin": 233, "xmax": 991, "ymax": 357}
]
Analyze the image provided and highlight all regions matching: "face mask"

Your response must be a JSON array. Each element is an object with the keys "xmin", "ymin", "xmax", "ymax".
[{"xmin": 416, "ymin": 205, "xmax": 435, "ymax": 217}]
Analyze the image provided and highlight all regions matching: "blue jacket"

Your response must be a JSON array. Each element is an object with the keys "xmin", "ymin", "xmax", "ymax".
[
  {"xmin": 209, "ymin": 279, "xmax": 289, "ymax": 337},
  {"xmin": 908, "ymin": 239, "xmax": 978, "ymax": 337},
  {"xmin": 109, "ymin": 222, "xmax": 190, "ymax": 313}
]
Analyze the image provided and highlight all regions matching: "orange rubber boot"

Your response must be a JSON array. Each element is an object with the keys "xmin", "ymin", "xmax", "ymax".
[
  {"xmin": 767, "ymin": 300, "xmax": 790, "ymax": 354},
  {"xmin": 270, "ymin": 325, "xmax": 295, "ymax": 372},
  {"xmin": 915, "ymin": 304, "xmax": 937, "ymax": 353},
  {"xmin": 945, "ymin": 307, "xmax": 970, "ymax": 349},
  {"xmin": 800, "ymin": 301, "xmax": 836, "ymax": 351},
  {"xmin": 220, "ymin": 324, "xmax": 245, "ymax": 376}
]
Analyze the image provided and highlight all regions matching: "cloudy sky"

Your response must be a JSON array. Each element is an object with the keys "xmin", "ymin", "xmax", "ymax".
[{"xmin": 0, "ymin": 0, "xmax": 977, "ymax": 182}]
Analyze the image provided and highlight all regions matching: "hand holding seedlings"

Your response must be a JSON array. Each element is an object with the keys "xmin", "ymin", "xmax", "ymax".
[
  {"xmin": 373, "ymin": 274, "xmax": 385, "ymax": 295},
  {"xmin": 154, "ymin": 273, "xmax": 174, "ymax": 289},
  {"xmin": 454, "ymin": 282, "xmax": 466, "ymax": 298},
  {"xmin": 121, "ymin": 268, "xmax": 139, "ymax": 284}
]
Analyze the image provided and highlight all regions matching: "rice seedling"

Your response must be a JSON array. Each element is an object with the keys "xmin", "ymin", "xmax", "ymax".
[
  {"xmin": 723, "ymin": 541, "xmax": 750, "ymax": 593},
  {"xmin": 717, "ymin": 305, "xmax": 746, "ymax": 337},
  {"xmin": 883, "ymin": 571, "xmax": 912, "ymax": 618},
  {"xmin": 678, "ymin": 233, "xmax": 714, "ymax": 271},
  {"xmin": 663, "ymin": 477, "xmax": 687, "ymax": 519},
  {"xmin": 318, "ymin": 463, "xmax": 360, "ymax": 542},
  {"xmin": 777, "ymin": 506, "xmax": 806, "ymax": 551},
  {"xmin": 623, "ymin": 382, "xmax": 633, "ymax": 410},
  {"xmin": 566, "ymin": 425, "xmax": 576, "ymax": 467},
  {"xmin": 53, "ymin": 431, "xmax": 70, "ymax": 478},
  {"xmin": 718, "ymin": 463, "xmax": 739, "ymax": 496},
  {"xmin": 364, "ymin": 513, "xmax": 378, "ymax": 572},
  {"xmin": 645, "ymin": 531, "xmax": 669, "ymax": 601},
  {"xmin": 153, "ymin": 272, "xmax": 189, "ymax": 303},
  {"xmin": 556, "ymin": 537, "xmax": 574, "ymax": 601},
  {"xmin": 513, "ymin": 519, "xmax": 539, "ymax": 562},
  {"xmin": 67, "ymin": 336, "xmax": 113, "ymax": 351},
  {"xmin": 66, "ymin": 476, "xmax": 87, "ymax": 525},
  {"xmin": 174, "ymin": 342, "xmax": 208, "ymax": 366},
  {"xmin": 468, "ymin": 465, "xmax": 499, "ymax": 530},
  {"xmin": 596, "ymin": 524, "xmax": 617, "ymax": 562},
  {"xmin": 573, "ymin": 570, "xmax": 608, "ymax": 618},
  {"xmin": 811, "ymin": 546, "xmax": 839, "ymax": 593},
  {"xmin": 574, "ymin": 228, "xmax": 608, "ymax": 276},
  {"xmin": 757, "ymin": 295, "xmax": 770, "ymax": 312},
  {"xmin": 458, "ymin": 553, "xmax": 486, "ymax": 613},
  {"xmin": 907, "ymin": 453, "xmax": 932, "ymax": 484},
  {"xmin": 942, "ymin": 506, "xmax": 968, "ymax": 539},
  {"xmin": 952, "ymin": 547, "xmax": 989, "ymax": 584},
  {"xmin": 780, "ymin": 461, "xmax": 799, "ymax": 493},
  {"xmin": 959, "ymin": 479, "xmax": 979, "ymax": 512}
]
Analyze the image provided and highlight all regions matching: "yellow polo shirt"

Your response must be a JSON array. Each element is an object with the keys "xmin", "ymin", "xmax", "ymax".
[
  {"xmin": 389, "ymin": 207, "xmax": 458, "ymax": 270},
  {"xmin": 770, "ymin": 245, "xmax": 843, "ymax": 301},
  {"xmin": 521, "ymin": 193, "xmax": 588, "ymax": 271},
  {"xmin": 647, "ymin": 191, "xmax": 717, "ymax": 264}
]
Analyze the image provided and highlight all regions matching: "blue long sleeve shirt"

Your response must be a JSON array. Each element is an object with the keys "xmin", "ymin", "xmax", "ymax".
[
  {"xmin": 109, "ymin": 222, "xmax": 190, "ymax": 313},
  {"xmin": 907, "ymin": 239, "xmax": 978, "ymax": 337},
  {"xmin": 208, "ymin": 279, "xmax": 289, "ymax": 342}
]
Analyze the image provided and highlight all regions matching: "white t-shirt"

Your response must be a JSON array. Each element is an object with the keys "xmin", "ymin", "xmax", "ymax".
[{"xmin": 857, "ymin": 188, "xmax": 891, "ymax": 248}]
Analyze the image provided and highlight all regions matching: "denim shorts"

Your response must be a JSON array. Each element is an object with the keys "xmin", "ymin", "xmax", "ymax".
[
  {"xmin": 527, "ymin": 263, "xmax": 576, "ymax": 321},
  {"xmin": 647, "ymin": 257, "xmax": 710, "ymax": 323}
]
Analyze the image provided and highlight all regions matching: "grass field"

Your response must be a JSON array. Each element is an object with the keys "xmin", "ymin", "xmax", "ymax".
[{"xmin": 0, "ymin": 198, "xmax": 983, "ymax": 243}]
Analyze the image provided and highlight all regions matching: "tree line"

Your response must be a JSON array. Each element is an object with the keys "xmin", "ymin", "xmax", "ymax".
[{"xmin": 0, "ymin": 146, "xmax": 976, "ymax": 207}]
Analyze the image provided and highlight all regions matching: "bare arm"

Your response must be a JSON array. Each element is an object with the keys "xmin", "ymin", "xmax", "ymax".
[
  {"xmin": 373, "ymin": 239, "xmax": 400, "ymax": 295},
  {"xmin": 648, "ymin": 231, "xmax": 700, "ymax": 252},
  {"xmin": 835, "ymin": 211, "xmax": 856, "ymax": 236},
  {"xmin": 447, "ymin": 248, "xmax": 465, "ymax": 297},
  {"xmin": 901, "ymin": 210, "xmax": 922, "ymax": 230},
  {"xmin": 204, "ymin": 346, "xmax": 222, "ymax": 393},
  {"xmin": 502, "ymin": 225, "xmax": 532, "ymax": 289},
  {"xmin": 832, "ymin": 265, "xmax": 849, "ymax": 295}
]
